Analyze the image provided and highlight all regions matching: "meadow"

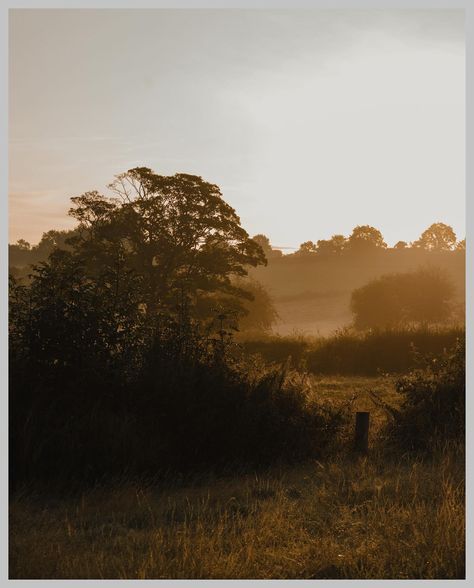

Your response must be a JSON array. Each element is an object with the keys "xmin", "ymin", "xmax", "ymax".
[{"xmin": 9, "ymin": 375, "xmax": 465, "ymax": 580}]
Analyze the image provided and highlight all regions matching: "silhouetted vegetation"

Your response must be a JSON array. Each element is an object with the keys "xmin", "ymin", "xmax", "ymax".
[
  {"xmin": 10, "ymin": 221, "xmax": 465, "ymax": 337},
  {"xmin": 9, "ymin": 180, "xmax": 465, "ymax": 581},
  {"xmin": 351, "ymin": 268, "xmax": 455, "ymax": 330},
  {"xmin": 9, "ymin": 168, "xmax": 345, "ymax": 489},
  {"xmin": 241, "ymin": 327, "xmax": 464, "ymax": 376},
  {"xmin": 386, "ymin": 338, "xmax": 465, "ymax": 452}
]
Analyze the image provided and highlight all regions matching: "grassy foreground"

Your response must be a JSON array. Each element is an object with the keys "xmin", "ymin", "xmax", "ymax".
[
  {"xmin": 9, "ymin": 377, "xmax": 464, "ymax": 580},
  {"xmin": 10, "ymin": 448, "xmax": 464, "ymax": 579}
]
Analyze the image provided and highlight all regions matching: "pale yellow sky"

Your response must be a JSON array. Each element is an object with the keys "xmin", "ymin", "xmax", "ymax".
[{"xmin": 9, "ymin": 9, "xmax": 465, "ymax": 247}]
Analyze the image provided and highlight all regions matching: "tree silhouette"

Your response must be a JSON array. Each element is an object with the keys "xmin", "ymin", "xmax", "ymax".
[
  {"xmin": 351, "ymin": 268, "xmax": 455, "ymax": 330},
  {"xmin": 252, "ymin": 234, "xmax": 282, "ymax": 259},
  {"xmin": 347, "ymin": 225, "xmax": 387, "ymax": 252},
  {"xmin": 15, "ymin": 239, "xmax": 31, "ymax": 251},
  {"xmin": 393, "ymin": 241, "xmax": 408, "ymax": 249},
  {"xmin": 316, "ymin": 234, "xmax": 347, "ymax": 255},
  {"xmin": 252, "ymin": 234, "xmax": 271, "ymax": 253},
  {"xmin": 68, "ymin": 168, "xmax": 266, "ymax": 320},
  {"xmin": 413, "ymin": 223, "xmax": 457, "ymax": 251},
  {"xmin": 295, "ymin": 241, "xmax": 317, "ymax": 256}
]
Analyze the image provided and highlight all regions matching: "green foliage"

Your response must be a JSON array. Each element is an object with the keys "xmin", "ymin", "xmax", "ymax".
[
  {"xmin": 386, "ymin": 339, "xmax": 465, "ymax": 451},
  {"xmin": 351, "ymin": 268, "xmax": 455, "ymax": 330}
]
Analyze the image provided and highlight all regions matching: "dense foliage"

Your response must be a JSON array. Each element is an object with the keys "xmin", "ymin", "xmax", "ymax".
[
  {"xmin": 386, "ymin": 338, "xmax": 465, "ymax": 451},
  {"xmin": 241, "ymin": 328, "xmax": 463, "ymax": 376},
  {"xmin": 9, "ymin": 169, "xmax": 343, "ymax": 488},
  {"xmin": 351, "ymin": 268, "xmax": 455, "ymax": 330}
]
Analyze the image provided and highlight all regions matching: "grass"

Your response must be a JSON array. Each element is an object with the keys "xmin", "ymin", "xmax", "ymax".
[
  {"xmin": 240, "ymin": 327, "xmax": 464, "ymax": 376},
  {"xmin": 10, "ymin": 448, "xmax": 464, "ymax": 579},
  {"xmin": 9, "ymin": 376, "xmax": 465, "ymax": 580}
]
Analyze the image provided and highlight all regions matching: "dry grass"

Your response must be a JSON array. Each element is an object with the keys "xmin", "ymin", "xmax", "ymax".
[
  {"xmin": 10, "ymin": 449, "xmax": 464, "ymax": 579},
  {"xmin": 9, "ymin": 377, "xmax": 464, "ymax": 580}
]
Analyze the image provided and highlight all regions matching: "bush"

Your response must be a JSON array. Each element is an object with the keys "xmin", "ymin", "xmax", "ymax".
[
  {"xmin": 351, "ymin": 268, "xmax": 455, "ymax": 330},
  {"xmin": 239, "ymin": 335, "xmax": 309, "ymax": 367},
  {"xmin": 9, "ymin": 322, "xmax": 346, "ymax": 489},
  {"xmin": 385, "ymin": 338, "xmax": 465, "ymax": 451},
  {"xmin": 304, "ymin": 327, "xmax": 463, "ymax": 376},
  {"xmin": 243, "ymin": 328, "xmax": 464, "ymax": 376}
]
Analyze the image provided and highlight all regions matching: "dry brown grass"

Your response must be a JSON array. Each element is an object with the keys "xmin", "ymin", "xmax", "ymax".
[
  {"xmin": 9, "ymin": 377, "xmax": 464, "ymax": 580},
  {"xmin": 10, "ymin": 454, "xmax": 464, "ymax": 579}
]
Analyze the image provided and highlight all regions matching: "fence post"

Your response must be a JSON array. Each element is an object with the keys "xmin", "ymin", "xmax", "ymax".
[{"xmin": 354, "ymin": 411, "xmax": 370, "ymax": 454}]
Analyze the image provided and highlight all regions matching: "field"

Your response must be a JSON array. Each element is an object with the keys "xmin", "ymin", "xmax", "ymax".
[{"xmin": 9, "ymin": 376, "xmax": 465, "ymax": 580}]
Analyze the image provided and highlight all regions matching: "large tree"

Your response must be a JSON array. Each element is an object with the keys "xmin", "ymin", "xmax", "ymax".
[{"xmin": 68, "ymin": 168, "xmax": 266, "ymax": 320}]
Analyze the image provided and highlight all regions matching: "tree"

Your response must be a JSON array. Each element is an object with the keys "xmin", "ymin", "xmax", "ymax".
[
  {"xmin": 316, "ymin": 234, "xmax": 347, "ymax": 256},
  {"xmin": 413, "ymin": 223, "xmax": 457, "ymax": 251},
  {"xmin": 9, "ymin": 230, "xmax": 77, "ymax": 270},
  {"xmin": 16, "ymin": 239, "xmax": 31, "ymax": 251},
  {"xmin": 68, "ymin": 167, "xmax": 266, "ymax": 321},
  {"xmin": 456, "ymin": 239, "xmax": 465, "ymax": 251},
  {"xmin": 295, "ymin": 241, "xmax": 317, "ymax": 256},
  {"xmin": 252, "ymin": 234, "xmax": 283, "ymax": 259},
  {"xmin": 393, "ymin": 241, "xmax": 408, "ymax": 250},
  {"xmin": 233, "ymin": 279, "xmax": 278, "ymax": 335},
  {"xmin": 252, "ymin": 234, "xmax": 271, "ymax": 254},
  {"xmin": 351, "ymin": 268, "xmax": 455, "ymax": 330},
  {"xmin": 347, "ymin": 225, "xmax": 387, "ymax": 252}
]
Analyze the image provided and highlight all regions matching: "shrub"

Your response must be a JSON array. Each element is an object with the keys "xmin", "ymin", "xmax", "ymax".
[
  {"xmin": 239, "ymin": 335, "xmax": 309, "ymax": 367},
  {"xmin": 9, "ymin": 321, "xmax": 346, "ymax": 489},
  {"xmin": 351, "ymin": 267, "xmax": 455, "ymax": 330},
  {"xmin": 385, "ymin": 338, "xmax": 465, "ymax": 451},
  {"xmin": 304, "ymin": 327, "xmax": 463, "ymax": 376}
]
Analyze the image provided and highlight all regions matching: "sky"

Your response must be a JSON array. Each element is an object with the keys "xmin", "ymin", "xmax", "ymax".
[{"xmin": 9, "ymin": 9, "xmax": 465, "ymax": 248}]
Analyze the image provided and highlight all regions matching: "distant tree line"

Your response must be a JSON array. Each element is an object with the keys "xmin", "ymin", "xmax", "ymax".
[{"xmin": 250, "ymin": 223, "xmax": 464, "ymax": 259}]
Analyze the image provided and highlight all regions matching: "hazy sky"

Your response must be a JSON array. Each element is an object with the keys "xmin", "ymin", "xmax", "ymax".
[{"xmin": 9, "ymin": 9, "xmax": 465, "ymax": 248}]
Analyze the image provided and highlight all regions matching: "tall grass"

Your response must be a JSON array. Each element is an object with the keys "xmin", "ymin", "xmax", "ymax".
[
  {"xmin": 10, "ymin": 445, "xmax": 464, "ymax": 579},
  {"xmin": 241, "ymin": 327, "xmax": 464, "ymax": 376}
]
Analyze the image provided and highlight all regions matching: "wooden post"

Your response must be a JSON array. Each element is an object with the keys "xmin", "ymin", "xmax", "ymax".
[{"xmin": 354, "ymin": 411, "xmax": 370, "ymax": 454}]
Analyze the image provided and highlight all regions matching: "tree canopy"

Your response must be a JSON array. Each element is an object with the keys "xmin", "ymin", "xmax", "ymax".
[
  {"xmin": 347, "ymin": 225, "xmax": 387, "ymax": 252},
  {"xmin": 412, "ymin": 222, "xmax": 457, "ymax": 251},
  {"xmin": 351, "ymin": 268, "xmax": 455, "ymax": 330},
  {"xmin": 66, "ymin": 167, "xmax": 266, "ymax": 321}
]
